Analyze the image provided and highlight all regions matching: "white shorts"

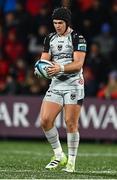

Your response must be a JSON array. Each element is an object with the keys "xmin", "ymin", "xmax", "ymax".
[{"xmin": 44, "ymin": 88, "xmax": 84, "ymax": 106}]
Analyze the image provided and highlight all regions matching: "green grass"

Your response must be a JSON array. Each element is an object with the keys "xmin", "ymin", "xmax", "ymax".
[{"xmin": 0, "ymin": 140, "xmax": 117, "ymax": 179}]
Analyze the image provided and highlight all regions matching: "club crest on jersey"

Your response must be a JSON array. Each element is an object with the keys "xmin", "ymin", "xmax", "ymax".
[
  {"xmin": 70, "ymin": 93, "xmax": 76, "ymax": 100},
  {"xmin": 57, "ymin": 44, "xmax": 63, "ymax": 51}
]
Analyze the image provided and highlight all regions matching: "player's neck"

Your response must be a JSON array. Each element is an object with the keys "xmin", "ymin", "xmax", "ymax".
[
  {"xmin": 59, "ymin": 27, "xmax": 73, "ymax": 37},
  {"xmin": 65, "ymin": 27, "xmax": 72, "ymax": 36}
]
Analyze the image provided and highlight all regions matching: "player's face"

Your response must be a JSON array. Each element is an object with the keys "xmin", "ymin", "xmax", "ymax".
[{"xmin": 53, "ymin": 20, "xmax": 66, "ymax": 35}]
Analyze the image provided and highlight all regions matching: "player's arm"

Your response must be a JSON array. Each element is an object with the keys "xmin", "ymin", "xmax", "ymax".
[
  {"xmin": 63, "ymin": 51, "xmax": 86, "ymax": 73},
  {"xmin": 40, "ymin": 35, "xmax": 51, "ymax": 61},
  {"xmin": 47, "ymin": 52, "xmax": 85, "ymax": 75},
  {"xmin": 41, "ymin": 52, "xmax": 51, "ymax": 61},
  {"xmin": 64, "ymin": 34, "xmax": 87, "ymax": 72},
  {"xmin": 63, "ymin": 34, "xmax": 87, "ymax": 72}
]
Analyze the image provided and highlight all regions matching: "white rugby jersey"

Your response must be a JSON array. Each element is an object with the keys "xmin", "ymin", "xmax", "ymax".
[{"xmin": 43, "ymin": 30, "xmax": 87, "ymax": 90}]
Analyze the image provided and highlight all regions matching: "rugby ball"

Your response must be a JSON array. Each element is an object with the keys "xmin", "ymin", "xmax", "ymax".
[{"xmin": 34, "ymin": 59, "xmax": 53, "ymax": 79}]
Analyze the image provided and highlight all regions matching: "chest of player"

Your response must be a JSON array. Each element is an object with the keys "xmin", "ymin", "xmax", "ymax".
[{"xmin": 50, "ymin": 35, "xmax": 73, "ymax": 55}]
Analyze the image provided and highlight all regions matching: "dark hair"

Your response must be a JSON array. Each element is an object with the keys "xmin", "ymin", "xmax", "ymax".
[{"xmin": 52, "ymin": 7, "xmax": 71, "ymax": 26}]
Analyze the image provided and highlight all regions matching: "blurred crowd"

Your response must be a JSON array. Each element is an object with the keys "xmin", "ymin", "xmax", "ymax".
[{"xmin": 0, "ymin": 0, "xmax": 117, "ymax": 99}]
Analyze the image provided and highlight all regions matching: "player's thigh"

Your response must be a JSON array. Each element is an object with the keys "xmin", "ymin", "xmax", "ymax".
[
  {"xmin": 63, "ymin": 89, "xmax": 84, "ymax": 129},
  {"xmin": 40, "ymin": 90, "xmax": 63, "ymax": 123},
  {"xmin": 64, "ymin": 104, "xmax": 82, "ymax": 124},
  {"xmin": 40, "ymin": 100, "xmax": 62, "ymax": 122},
  {"xmin": 40, "ymin": 100, "xmax": 62, "ymax": 130},
  {"xmin": 64, "ymin": 104, "xmax": 82, "ymax": 132}
]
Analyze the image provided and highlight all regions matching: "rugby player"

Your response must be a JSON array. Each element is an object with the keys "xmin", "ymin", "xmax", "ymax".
[{"xmin": 39, "ymin": 7, "xmax": 87, "ymax": 172}]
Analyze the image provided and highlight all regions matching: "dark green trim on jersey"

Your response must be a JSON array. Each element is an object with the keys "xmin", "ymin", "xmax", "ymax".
[
  {"xmin": 71, "ymin": 31, "xmax": 87, "ymax": 52},
  {"xmin": 43, "ymin": 32, "xmax": 56, "ymax": 53}
]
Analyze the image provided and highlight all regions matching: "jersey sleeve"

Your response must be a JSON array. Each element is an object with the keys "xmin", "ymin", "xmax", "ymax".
[
  {"xmin": 72, "ymin": 32, "xmax": 87, "ymax": 52},
  {"xmin": 43, "ymin": 35, "xmax": 50, "ymax": 53}
]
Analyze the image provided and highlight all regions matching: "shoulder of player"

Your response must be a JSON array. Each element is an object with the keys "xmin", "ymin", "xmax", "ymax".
[
  {"xmin": 43, "ymin": 32, "xmax": 57, "ymax": 45},
  {"xmin": 71, "ymin": 30, "xmax": 86, "ymax": 43},
  {"xmin": 46, "ymin": 32, "xmax": 57, "ymax": 41}
]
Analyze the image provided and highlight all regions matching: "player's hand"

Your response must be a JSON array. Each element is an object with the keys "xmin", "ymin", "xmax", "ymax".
[{"xmin": 47, "ymin": 63, "xmax": 61, "ymax": 76}]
